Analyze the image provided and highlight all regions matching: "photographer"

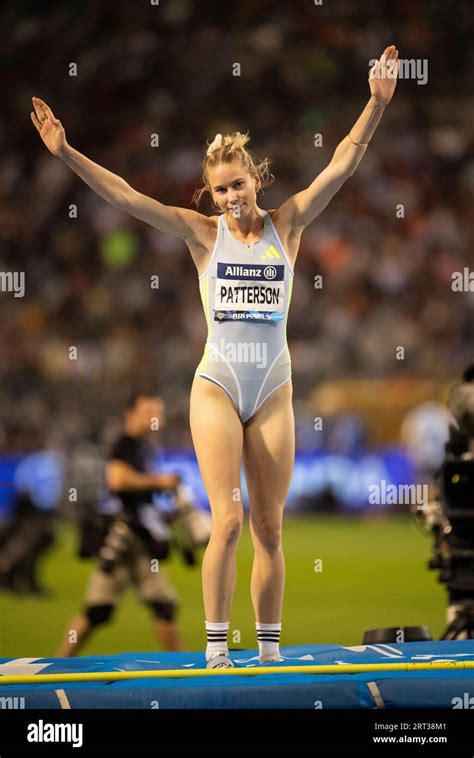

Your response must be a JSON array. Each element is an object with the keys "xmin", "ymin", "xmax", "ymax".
[
  {"xmin": 0, "ymin": 491, "xmax": 55, "ymax": 596},
  {"xmin": 444, "ymin": 362, "xmax": 474, "ymax": 457},
  {"xmin": 56, "ymin": 392, "xmax": 185, "ymax": 657},
  {"xmin": 419, "ymin": 363, "xmax": 474, "ymax": 639}
]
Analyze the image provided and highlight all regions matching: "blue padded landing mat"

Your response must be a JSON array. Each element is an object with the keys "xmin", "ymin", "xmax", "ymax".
[{"xmin": 1, "ymin": 641, "xmax": 473, "ymax": 709}]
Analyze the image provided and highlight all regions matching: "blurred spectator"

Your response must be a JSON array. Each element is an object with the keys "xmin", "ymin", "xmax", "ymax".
[
  {"xmin": 0, "ymin": 492, "xmax": 55, "ymax": 595},
  {"xmin": 1, "ymin": 1, "xmax": 473, "ymax": 450}
]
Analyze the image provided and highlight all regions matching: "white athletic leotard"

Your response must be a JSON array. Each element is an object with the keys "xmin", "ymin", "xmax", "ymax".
[{"xmin": 195, "ymin": 209, "xmax": 294, "ymax": 422}]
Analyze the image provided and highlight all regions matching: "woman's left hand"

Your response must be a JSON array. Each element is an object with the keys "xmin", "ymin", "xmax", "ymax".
[{"xmin": 369, "ymin": 45, "xmax": 400, "ymax": 107}]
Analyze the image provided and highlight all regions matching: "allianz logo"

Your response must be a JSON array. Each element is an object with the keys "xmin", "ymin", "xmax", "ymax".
[
  {"xmin": 264, "ymin": 266, "xmax": 277, "ymax": 279},
  {"xmin": 223, "ymin": 264, "xmax": 278, "ymax": 280}
]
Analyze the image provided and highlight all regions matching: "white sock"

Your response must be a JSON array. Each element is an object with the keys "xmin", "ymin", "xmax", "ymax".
[
  {"xmin": 256, "ymin": 621, "xmax": 282, "ymax": 661},
  {"xmin": 205, "ymin": 620, "xmax": 230, "ymax": 661}
]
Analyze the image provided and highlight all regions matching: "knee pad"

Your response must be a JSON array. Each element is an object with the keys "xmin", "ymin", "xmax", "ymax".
[
  {"xmin": 84, "ymin": 604, "xmax": 114, "ymax": 626},
  {"xmin": 148, "ymin": 599, "xmax": 179, "ymax": 622}
]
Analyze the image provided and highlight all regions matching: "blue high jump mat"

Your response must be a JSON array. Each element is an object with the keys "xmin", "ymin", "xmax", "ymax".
[{"xmin": 1, "ymin": 641, "xmax": 473, "ymax": 709}]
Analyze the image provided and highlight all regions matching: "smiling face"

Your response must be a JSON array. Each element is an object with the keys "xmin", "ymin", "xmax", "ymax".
[{"xmin": 208, "ymin": 162, "xmax": 261, "ymax": 217}]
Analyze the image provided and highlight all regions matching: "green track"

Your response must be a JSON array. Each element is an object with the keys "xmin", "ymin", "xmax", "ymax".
[{"xmin": 0, "ymin": 514, "xmax": 446, "ymax": 658}]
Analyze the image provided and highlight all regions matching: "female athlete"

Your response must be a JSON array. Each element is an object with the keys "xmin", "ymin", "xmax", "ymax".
[{"xmin": 31, "ymin": 45, "xmax": 399, "ymax": 668}]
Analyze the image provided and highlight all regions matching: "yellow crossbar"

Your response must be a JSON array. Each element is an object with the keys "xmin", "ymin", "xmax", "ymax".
[{"xmin": 0, "ymin": 660, "xmax": 473, "ymax": 685}]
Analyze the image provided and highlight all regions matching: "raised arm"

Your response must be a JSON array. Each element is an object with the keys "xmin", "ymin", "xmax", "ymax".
[
  {"xmin": 277, "ymin": 45, "xmax": 400, "ymax": 234},
  {"xmin": 31, "ymin": 96, "xmax": 203, "ymax": 242}
]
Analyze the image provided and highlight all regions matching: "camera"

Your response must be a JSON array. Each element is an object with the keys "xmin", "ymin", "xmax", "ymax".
[
  {"xmin": 98, "ymin": 520, "xmax": 131, "ymax": 574},
  {"xmin": 415, "ymin": 364, "xmax": 474, "ymax": 639}
]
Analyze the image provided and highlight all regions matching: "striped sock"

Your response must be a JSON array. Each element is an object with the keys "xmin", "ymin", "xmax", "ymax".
[
  {"xmin": 205, "ymin": 620, "xmax": 230, "ymax": 661},
  {"xmin": 256, "ymin": 621, "xmax": 282, "ymax": 661}
]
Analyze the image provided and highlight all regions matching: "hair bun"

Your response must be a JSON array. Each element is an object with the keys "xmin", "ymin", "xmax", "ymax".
[{"xmin": 207, "ymin": 133, "xmax": 223, "ymax": 156}]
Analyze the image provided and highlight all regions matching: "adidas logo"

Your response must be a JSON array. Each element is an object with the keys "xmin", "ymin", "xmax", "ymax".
[{"xmin": 260, "ymin": 245, "xmax": 281, "ymax": 260}]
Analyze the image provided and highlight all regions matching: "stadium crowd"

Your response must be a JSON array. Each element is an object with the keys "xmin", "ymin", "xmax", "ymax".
[{"xmin": 1, "ymin": 0, "xmax": 473, "ymax": 450}]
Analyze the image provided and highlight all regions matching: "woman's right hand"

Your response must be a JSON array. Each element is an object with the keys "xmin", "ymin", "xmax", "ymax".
[{"xmin": 31, "ymin": 97, "xmax": 67, "ymax": 156}]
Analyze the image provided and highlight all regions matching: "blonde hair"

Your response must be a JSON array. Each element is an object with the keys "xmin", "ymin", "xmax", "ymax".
[{"xmin": 191, "ymin": 131, "xmax": 274, "ymax": 209}]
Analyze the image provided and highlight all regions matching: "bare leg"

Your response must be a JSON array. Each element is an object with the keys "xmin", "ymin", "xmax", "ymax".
[
  {"xmin": 243, "ymin": 380, "xmax": 295, "ymax": 623},
  {"xmin": 190, "ymin": 377, "xmax": 244, "ymax": 622},
  {"xmin": 153, "ymin": 619, "xmax": 185, "ymax": 651},
  {"xmin": 58, "ymin": 561, "xmax": 128, "ymax": 657}
]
